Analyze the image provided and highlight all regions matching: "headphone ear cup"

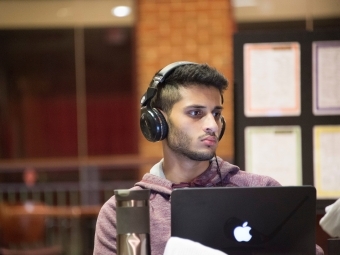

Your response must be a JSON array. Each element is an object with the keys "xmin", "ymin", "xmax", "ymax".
[
  {"xmin": 140, "ymin": 107, "xmax": 168, "ymax": 142},
  {"xmin": 219, "ymin": 116, "xmax": 226, "ymax": 141}
]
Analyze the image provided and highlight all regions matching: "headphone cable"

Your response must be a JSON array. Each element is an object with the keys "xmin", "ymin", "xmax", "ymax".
[{"xmin": 214, "ymin": 154, "xmax": 223, "ymax": 186}]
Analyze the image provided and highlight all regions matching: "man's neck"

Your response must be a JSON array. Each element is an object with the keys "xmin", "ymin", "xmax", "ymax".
[{"xmin": 162, "ymin": 154, "xmax": 210, "ymax": 184}]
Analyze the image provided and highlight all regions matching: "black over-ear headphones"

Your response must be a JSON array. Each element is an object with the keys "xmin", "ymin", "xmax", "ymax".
[{"xmin": 140, "ymin": 61, "xmax": 226, "ymax": 142}]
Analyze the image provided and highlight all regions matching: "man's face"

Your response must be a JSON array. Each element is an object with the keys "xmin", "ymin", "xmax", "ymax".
[{"xmin": 166, "ymin": 85, "xmax": 223, "ymax": 161}]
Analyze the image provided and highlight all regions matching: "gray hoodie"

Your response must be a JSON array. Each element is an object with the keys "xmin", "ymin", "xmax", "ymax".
[{"xmin": 93, "ymin": 156, "xmax": 323, "ymax": 255}]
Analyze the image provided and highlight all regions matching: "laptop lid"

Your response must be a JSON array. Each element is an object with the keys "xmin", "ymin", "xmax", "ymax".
[{"xmin": 171, "ymin": 186, "xmax": 316, "ymax": 255}]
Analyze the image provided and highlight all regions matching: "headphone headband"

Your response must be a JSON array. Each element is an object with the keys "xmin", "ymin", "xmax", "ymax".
[{"xmin": 140, "ymin": 61, "xmax": 197, "ymax": 107}]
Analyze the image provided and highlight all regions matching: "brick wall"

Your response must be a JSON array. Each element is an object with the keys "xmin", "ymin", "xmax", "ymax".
[{"xmin": 136, "ymin": 0, "xmax": 236, "ymax": 171}]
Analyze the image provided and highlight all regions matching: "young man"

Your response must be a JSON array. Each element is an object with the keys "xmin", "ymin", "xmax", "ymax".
[{"xmin": 94, "ymin": 62, "xmax": 324, "ymax": 255}]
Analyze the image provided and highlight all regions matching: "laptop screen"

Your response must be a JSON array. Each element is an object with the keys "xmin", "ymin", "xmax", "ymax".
[{"xmin": 171, "ymin": 186, "xmax": 316, "ymax": 255}]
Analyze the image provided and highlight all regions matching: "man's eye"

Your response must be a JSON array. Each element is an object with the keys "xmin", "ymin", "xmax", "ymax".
[
  {"xmin": 189, "ymin": 110, "xmax": 201, "ymax": 117},
  {"xmin": 213, "ymin": 112, "xmax": 222, "ymax": 118}
]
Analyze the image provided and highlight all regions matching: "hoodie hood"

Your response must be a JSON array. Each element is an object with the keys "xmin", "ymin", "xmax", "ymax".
[{"xmin": 134, "ymin": 156, "xmax": 240, "ymax": 196}]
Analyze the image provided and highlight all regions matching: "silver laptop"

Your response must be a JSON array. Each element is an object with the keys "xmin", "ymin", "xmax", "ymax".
[{"xmin": 171, "ymin": 186, "xmax": 316, "ymax": 255}]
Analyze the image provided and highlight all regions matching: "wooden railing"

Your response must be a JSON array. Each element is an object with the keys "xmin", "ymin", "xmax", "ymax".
[{"xmin": 0, "ymin": 155, "xmax": 161, "ymax": 255}]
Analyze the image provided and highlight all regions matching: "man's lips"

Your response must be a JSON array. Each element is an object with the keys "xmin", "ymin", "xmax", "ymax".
[{"xmin": 201, "ymin": 136, "xmax": 218, "ymax": 146}]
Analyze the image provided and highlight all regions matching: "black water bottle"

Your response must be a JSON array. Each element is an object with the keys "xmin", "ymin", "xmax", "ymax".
[{"xmin": 115, "ymin": 189, "xmax": 151, "ymax": 255}]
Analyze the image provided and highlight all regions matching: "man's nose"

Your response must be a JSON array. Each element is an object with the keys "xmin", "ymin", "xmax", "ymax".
[{"xmin": 203, "ymin": 114, "xmax": 219, "ymax": 135}]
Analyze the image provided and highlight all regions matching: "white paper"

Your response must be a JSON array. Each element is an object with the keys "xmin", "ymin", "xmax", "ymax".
[
  {"xmin": 313, "ymin": 125, "xmax": 340, "ymax": 198},
  {"xmin": 245, "ymin": 126, "xmax": 302, "ymax": 186},
  {"xmin": 313, "ymin": 41, "xmax": 340, "ymax": 115},
  {"xmin": 244, "ymin": 42, "xmax": 301, "ymax": 117}
]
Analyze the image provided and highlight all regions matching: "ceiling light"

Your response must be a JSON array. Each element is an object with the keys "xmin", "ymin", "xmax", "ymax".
[{"xmin": 111, "ymin": 6, "xmax": 131, "ymax": 17}]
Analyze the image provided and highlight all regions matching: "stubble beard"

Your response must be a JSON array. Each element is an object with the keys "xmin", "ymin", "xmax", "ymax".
[{"xmin": 167, "ymin": 119, "xmax": 215, "ymax": 161}]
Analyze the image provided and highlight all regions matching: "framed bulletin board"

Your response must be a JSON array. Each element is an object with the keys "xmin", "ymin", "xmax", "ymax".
[{"xmin": 233, "ymin": 29, "xmax": 340, "ymax": 212}]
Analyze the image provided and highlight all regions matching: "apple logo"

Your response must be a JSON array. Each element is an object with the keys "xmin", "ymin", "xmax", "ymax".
[{"xmin": 233, "ymin": 221, "xmax": 252, "ymax": 242}]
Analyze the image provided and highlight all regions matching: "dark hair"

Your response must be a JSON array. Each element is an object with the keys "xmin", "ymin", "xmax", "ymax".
[{"xmin": 152, "ymin": 63, "xmax": 228, "ymax": 114}]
